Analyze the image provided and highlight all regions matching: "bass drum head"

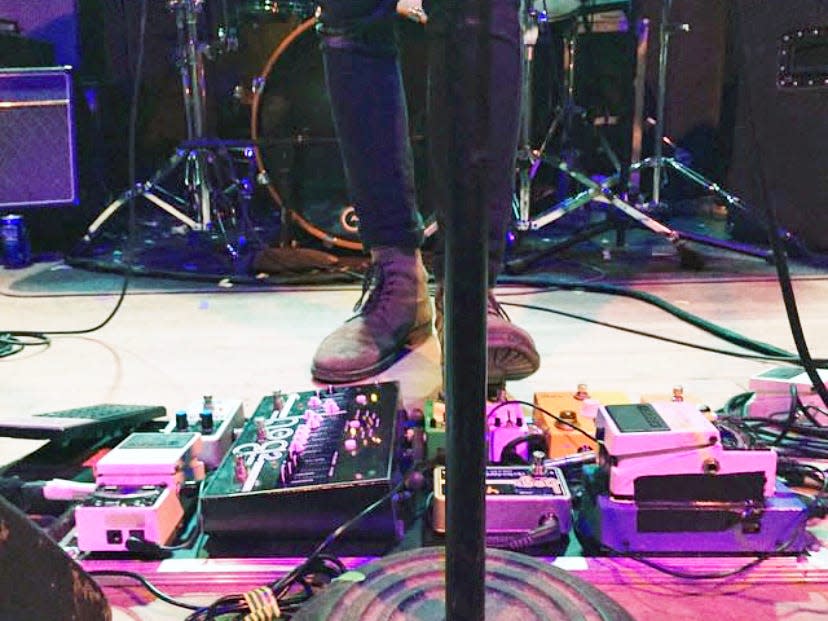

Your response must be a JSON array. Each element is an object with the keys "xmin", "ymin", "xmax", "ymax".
[{"xmin": 251, "ymin": 18, "xmax": 428, "ymax": 251}]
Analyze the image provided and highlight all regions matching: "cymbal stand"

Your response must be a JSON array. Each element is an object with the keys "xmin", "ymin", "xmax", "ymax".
[
  {"xmin": 507, "ymin": 2, "xmax": 773, "ymax": 273},
  {"xmin": 513, "ymin": 4, "xmax": 541, "ymax": 234},
  {"xmin": 629, "ymin": 0, "xmax": 772, "ymax": 260},
  {"xmin": 82, "ymin": 0, "xmax": 256, "ymax": 261},
  {"xmin": 514, "ymin": 7, "xmax": 619, "ymax": 234}
]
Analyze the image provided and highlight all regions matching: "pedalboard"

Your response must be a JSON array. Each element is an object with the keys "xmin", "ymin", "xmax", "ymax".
[
  {"xmin": 163, "ymin": 396, "xmax": 245, "ymax": 469},
  {"xmin": 74, "ymin": 484, "xmax": 184, "ymax": 553},
  {"xmin": 200, "ymin": 382, "xmax": 404, "ymax": 547},
  {"xmin": 431, "ymin": 463, "xmax": 572, "ymax": 539}
]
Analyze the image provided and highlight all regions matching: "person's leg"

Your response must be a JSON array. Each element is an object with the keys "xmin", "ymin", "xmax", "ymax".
[
  {"xmin": 317, "ymin": 0, "xmax": 423, "ymax": 249},
  {"xmin": 311, "ymin": 1, "xmax": 432, "ymax": 383},
  {"xmin": 427, "ymin": 0, "xmax": 540, "ymax": 384}
]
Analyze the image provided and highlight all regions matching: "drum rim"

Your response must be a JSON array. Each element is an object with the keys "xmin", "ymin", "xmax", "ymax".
[{"xmin": 250, "ymin": 16, "xmax": 365, "ymax": 252}]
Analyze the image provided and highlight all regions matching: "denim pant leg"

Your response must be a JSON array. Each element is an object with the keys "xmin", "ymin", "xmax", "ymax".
[
  {"xmin": 316, "ymin": 0, "xmax": 423, "ymax": 251},
  {"xmin": 427, "ymin": 0, "xmax": 522, "ymax": 286}
]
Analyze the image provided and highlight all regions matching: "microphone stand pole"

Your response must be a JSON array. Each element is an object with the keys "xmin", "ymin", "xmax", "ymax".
[{"xmin": 441, "ymin": 0, "xmax": 490, "ymax": 618}]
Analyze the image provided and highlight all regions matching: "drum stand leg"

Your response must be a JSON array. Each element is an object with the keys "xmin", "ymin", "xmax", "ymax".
[
  {"xmin": 510, "ymin": 9, "xmax": 647, "ymax": 270},
  {"xmin": 81, "ymin": 0, "xmax": 259, "ymax": 264},
  {"xmin": 507, "ymin": 3, "xmax": 773, "ymax": 275},
  {"xmin": 629, "ymin": 0, "xmax": 774, "ymax": 261}
]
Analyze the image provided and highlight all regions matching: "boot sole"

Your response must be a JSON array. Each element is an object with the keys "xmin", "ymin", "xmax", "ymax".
[
  {"xmin": 311, "ymin": 321, "xmax": 433, "ymax": 384},
  {"xmin": 487, "ymin": 345, "xmax": 541, "ymax": 384}
]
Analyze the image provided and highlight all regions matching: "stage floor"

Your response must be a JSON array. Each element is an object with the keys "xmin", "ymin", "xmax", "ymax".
[{"xmin": 2, "ymin": 249, "xmax": 828, "ymax": 619}]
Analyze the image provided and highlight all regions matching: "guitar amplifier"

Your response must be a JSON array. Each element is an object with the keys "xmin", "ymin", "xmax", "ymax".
[{"xmin": 0, "ymin": 66, "xmax": 78, "ymax": 208}]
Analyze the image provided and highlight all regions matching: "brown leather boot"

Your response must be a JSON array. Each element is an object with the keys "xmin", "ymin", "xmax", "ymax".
[
  {"xmin": 312, "ymin": 247, "xmax": 433, "ymax": 383},
  {"xmin": 434, "ymin": 285, "xmax": 540, "ymax": 385}
]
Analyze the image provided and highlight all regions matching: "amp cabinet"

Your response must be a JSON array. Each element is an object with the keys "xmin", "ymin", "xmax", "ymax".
[{"xmin": 0, "ymin": 66, "xmax": 78, "ymax": 208}]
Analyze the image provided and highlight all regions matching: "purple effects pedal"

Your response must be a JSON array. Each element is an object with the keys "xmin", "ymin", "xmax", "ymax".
[
  {"xmin": 576, "ymin": 466, "xmax": 811, "ymax": 555},
  {"xmin": 432, "ymin": 463, "xmax": 572, "ymax": 539}
]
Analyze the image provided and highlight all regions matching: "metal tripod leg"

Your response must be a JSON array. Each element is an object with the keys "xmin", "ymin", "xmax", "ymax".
[
  {"xmin": 513, "ymin": 12, "xmax": 650, "ymax": 236},
  {"xmin": 82, "ymin": 150, "xmax": 200, "ymax": 241},
  {"xmin": 631, "ymin": 156, "xmax": 775, "ymax": 261},
  {"xmin": 549, "ymin": 156, "xmax": 678, "ymax": 238}
]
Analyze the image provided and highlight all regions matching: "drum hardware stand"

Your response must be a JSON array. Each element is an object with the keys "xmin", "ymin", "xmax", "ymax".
[
  {"xmin": 82, "ymin": 0, "xmax": 258, "ymax": 263},
  {"xmin": 510, "ymin": 7, "xmax": 658, "ymax": 270},
  {"xmin": 514, "ymin": 8, "xmax": 641, "ymax": 236},
  {"xmin": 624, "ymin": 0, "xmax": 773, "ymax": 261},
  {"xmin": 507, "ymin": 1, "xmax": 773, "ymax": 274}
]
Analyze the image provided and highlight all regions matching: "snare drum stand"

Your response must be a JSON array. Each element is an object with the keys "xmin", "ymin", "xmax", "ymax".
[
  {"xmin": 82, "ymin": 0, "xmax": 258, "ymax": 263},
  {"xmin": 510, "ymin": 6, "xmax": 677, "ymax": 271}
]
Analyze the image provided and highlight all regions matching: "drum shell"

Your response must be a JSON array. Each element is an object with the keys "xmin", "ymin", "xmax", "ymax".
[{"xmin": 251, "ymin": 18, "xmax": 429, "ymax": 249}]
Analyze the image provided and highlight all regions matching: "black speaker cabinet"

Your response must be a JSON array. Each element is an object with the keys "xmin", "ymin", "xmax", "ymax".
[
  {"xmin": 727, "ymin": 1, "xmax": 828, "ymax": 252},
  {"xmin": 0, "ymin": 66, "xmax": 79, "ymax": 209}
]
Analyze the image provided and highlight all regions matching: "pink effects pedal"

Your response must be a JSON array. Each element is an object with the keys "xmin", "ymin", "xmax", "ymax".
[{"xmin": 74, "ymin": 484, "xmax": 183, "ymax": 552}]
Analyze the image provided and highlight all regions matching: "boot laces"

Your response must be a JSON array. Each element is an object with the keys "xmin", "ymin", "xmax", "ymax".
[
  {"xmin": 487, "ymin": 292, "xmax": 511, "ymax": 322},
  {"xmin": 352, "ymin": 262, "xmax": 385, "ymax": 315}
]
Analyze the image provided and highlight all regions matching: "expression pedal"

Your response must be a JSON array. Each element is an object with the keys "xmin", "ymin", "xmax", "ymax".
[
  {"xmin": 164, "ymin": 396, "xmax": 245, "ymax": 469},
  {"xmin": 431, "ymin": 460, "xmax": 572, "ymax": 549},
  {"xmin": 200, "ymin": 382, "xmax": 404, "ymax": 551}
]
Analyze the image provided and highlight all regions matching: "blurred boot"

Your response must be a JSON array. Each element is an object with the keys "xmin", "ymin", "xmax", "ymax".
[{"xmin": 434, "ymin": 285, "xmax": 540, "ymax": 385}]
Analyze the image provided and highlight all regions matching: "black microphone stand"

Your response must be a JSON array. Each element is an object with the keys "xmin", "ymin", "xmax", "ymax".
[{"xmin": 441, "ymin": 0, "xmax": 490, "ymax": 618}]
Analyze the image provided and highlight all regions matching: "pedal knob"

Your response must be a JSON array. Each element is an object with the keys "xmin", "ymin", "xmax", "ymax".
[
  {"xmin": 555, "ymin": 410, "xmax": 578, "ymax": 430},
  {"xmin": 200, "ymin": 409, "xmax": 214, "ymax": 434},
  {"xmin": 234, "ymin": 455, "xmax": 248, "ymax": 483},
  {"xmin": 281, "ymin": 459, "xmax": 294, "ymax": 484},
  {"xmin": 255, "ymin": 418, "xmax": 268, "ymax": 443},
  {"xmin": 272, "ymin": 390, "xmax": 285, "ymax": 412}
]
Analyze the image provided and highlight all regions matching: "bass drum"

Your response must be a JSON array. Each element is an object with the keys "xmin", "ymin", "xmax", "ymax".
[{"xmin": 251, "ymin": 18, "xmax": 428, "ymax": 251}]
